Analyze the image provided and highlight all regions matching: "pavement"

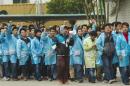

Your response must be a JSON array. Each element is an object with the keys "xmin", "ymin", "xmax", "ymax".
[{"xmin": 0, "ymin": 78, "xmax": 127, "ymax": 86}]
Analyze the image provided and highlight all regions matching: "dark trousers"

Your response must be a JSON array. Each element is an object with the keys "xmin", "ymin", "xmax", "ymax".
[
  {"xmin": 47, "ymin": 64, "xmax": 56, "ymax": 79},
  {"xmin": 112, "ymin": 63, "xmax": 118, "ymax": 79},
  {"xmin": 102, "ymin": 54, "xmax": 114, "ymax": 81},
  {"xmin": 57, "ymin": 56, "xmax": 69, "ymax": 83},
  {"xmin": 19, "ymin": 65, "xmax": 28, "ymax": 78},
  {"xmin": 11, "ymin": 63, "xmax": 17, "ymax": 78},
  {"xmin": 119, "ymin": 66, "xmax": 129, "ymax": 84},
  {"xmin": 85, "ymin": 68, "xmax": 96, "ymax": 82},
  {"xmin": 96, "ymin": 65, "xmax": 103, "ymax": 81},
  {"xmin": 40, "ymin": 56, "xmax": 47, "ymax": 78},
  {"xmin": 74, "ymin": 64, "xmax": 83, "ymax": 80},
  {"xmin": 3, "ymin": 62, "xmax": 10, "ymax": 77},
  {"xmin": 27, "ymin": 56, "xmax": 33, "ymax": 78},
  {"xmin": 34, "ymin": 64, "xmax": 41, "ymax": 80}
]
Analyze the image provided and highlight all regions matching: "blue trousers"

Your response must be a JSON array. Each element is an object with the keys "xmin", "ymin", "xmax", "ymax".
[
  {"xmin": 85, "ymin": 68, "xmax": 96, "ymax": 82},
  {"xmin": 119, "ymin": 66, "xmax": 129, "ymax": 84},
  {"xmin": 47, "ymin": 64, "xmax": 56, "ymax": 79},
  {"xmin": 102, "ymin": 55, "xmax": 114, "ymax": 81},
  {"xmin": 3, "ymin": 62, "xmax": 10, "ymax": 77},
  {"xmin": 73, "ymin": 64, "xmax": 83, "ymax": 80},
  {"xmin": 34, "ymin": 64, "xmax": 41, "ymax": 80}
]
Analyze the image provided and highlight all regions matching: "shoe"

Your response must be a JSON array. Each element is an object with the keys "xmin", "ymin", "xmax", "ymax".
[
  {"xmin": 12, "ymin": 78, "xmax": 19, "ymax": 81},
  {"xmin": 124, "ymin": 82, "xmax": 130, "ymax": 85},
  {"xmin": 23, "ymin": 77, "xmax": 27, "ymax": 81},
  {"xmin": 49, "ymin": 78, "xmax": 54, "ymax": 81},
  {"xmin": 3, "ymin": 77, "xmax": 10, "ymax": 81},
  {"xmin": 103, "ymin": 80, "xmax": 108, "ymax": 83},
  {"xmin": 70, "ymin": 78, "xmax": 75, "ymax": 82},
  {"xmin": 89, "ymin": 80, "xmax": 96, "ymax": 83},
  {"xmin": 78, "ymin": 79, "xmax": 83, "ymax": 83},
  {"xmin": 108, "ymin": 79, "xmax": 116, "ymax": 84},
  {"xmin": 37, "ymin": 78, "xmax": 42, "ymax": 81},
  {"xmin": 97, "ymin": 78, "xmax": 103, "ymax": 81},
  {"xmin": 43, "ymin": 77, "xmax": 48, "ymax": 80}
]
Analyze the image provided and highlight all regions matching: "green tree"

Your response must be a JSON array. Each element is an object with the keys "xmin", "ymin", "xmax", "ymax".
[{"xmin": 47, "ymin": 0, "xmax": 85, "ymax": 14}]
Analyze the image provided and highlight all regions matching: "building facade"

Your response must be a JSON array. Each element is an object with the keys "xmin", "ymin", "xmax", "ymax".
[{"xmin": 0, "ymin": 0, "xmax": 50, "ymax": 5}]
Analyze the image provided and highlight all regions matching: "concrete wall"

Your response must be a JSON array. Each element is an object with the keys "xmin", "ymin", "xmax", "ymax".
[
  {"xmin": 0, "ymin": 3, "xmax": 47, "ymax": 14},
  {"xmin": 109, "ymin": 0, "xmax": 130, "ymax": 23},
  {"xmin": 0, "ymin": 0, "xmax": 13, "ymax": 5}
]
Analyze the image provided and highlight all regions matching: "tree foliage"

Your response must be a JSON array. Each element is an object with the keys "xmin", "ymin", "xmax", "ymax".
[{"xmin": 47, "ymin": 0, "xmax": 85, "ymax": 14}]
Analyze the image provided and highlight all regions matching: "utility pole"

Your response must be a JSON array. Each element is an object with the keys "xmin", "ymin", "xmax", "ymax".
[{"xmin": 35, "ymin": 0, "xmax": 43, "ymax": 15}]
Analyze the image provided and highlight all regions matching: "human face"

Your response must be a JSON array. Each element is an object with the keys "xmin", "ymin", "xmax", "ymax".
[
  {"xmin": 50, "ymin": 29, "xmax": 56, "ymax": 37},
  {"xmin": 21, "ymin": 30, "xmax": 27, "ymax": 37},
  {"xmin": 36, "ymin": 32, "xmax": 41, "ymax": 37},
  {"xmin": 104, "ymin": 26, "xmax": 111, "ymax": 33},
  {"xmin": 91, "ymin": 36, "xmax": 96, "ymax": 41},
  {"xmin": 64, "ymin": 29, "xmax": 69, "ymax": 35},
  {"xmin": 116, "ymin": 24, "xmax": 122, "ymax": 32},
  {"xmin": 82, "ymin": 26, "xmax": 88, "ymax": 33},
  {"xmin": 77, "ymin": 29, "xmax": 83, "ymax": 36},
  {"xmin": 12, "ymin": 29, "xmax": 18, "ymax": 36},
  {"xmin": 30, "ymin": 29, "xmax": 35, "ymax": 36},
  {"xmin": 122, "ymin": 25, "xmax": 128, "ymax": 33}
]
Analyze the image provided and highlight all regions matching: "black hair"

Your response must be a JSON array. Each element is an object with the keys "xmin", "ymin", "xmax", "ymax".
[
  {"xmin": 34, "ymin": 29, "xmax": 42, "ymax": 35},
  {"xmin": 115, "ymin": 22, "xmax": 122, "ymax": 27},
  {"xmin": 76, "ymin": 26, "xmax": 82, "ymax": 33},
  {"xmin": 89, "ymin": 31, "xmax": 97, "ymax": 37},
  {"xmin": 81, "ymin": 24, "xmax": 88, "ymax": 29},
  {"xmin": 20, "ymin": 27, "xmax": 27, "ymax": 34},
  {"xmin": 12, "ymin": 26, "xmax": 17, "ymax": 31},
  {"xmin": 122, "ymin": 22, "xmax": 129, "ymax": 28},
  {"xmin": 29, "ymin": 24, "xmax": 35, "ymax": 31},
  {"xmin": 49, "ymin": 26, "xmax": 57, "ymax": 32},
  {"xmin": 64, "ymin": 26, "xmax": 69, "ymax": 30},
  {"xmin": 103, "ymin": 23, "xmax": 112, "ymax": 29}
]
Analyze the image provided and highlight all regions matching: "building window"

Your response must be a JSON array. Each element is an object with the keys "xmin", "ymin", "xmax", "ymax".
[{"xmin": 13, "ymin": 0, "xmax": 29, "ymax": 3}]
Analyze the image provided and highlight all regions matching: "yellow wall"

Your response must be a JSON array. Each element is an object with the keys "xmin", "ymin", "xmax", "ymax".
[{"xmin": 0, "ymin": 3, "xmax": 46, "ymax": 14}]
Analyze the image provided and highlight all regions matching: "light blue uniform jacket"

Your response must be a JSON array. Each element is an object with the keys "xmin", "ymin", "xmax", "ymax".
[
  {"xmin": 17, "ymin": 38, "xmax": 31, "ymax": 65},
  {"xmin": 70, "ymin": 35, "xmax": 84, "ymax": 65},
  {"xmin": 31, "ymin": 37, "xmax": 43, "ymax": 64},
  {"xmin": 116, "ymin": 33, "xmax": 130, "ymax": 67}
]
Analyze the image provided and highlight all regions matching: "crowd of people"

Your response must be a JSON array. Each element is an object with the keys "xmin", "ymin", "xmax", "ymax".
[{"xmin": 0, "ymin": 21, "xmax": 130, "ymax": 85}]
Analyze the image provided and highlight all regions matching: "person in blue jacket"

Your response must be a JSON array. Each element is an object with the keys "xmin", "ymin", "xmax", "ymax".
[
  {"xmin": 116, "ymin": 22, "xmax": 130, "ymax": 85},
  {"xmin": 111, "ymin": 22, "xmax": 121, "ymax": 81},
  {"xmin": 0, "ymin": 24, "xmax": 11, "ymax": 81},
  {"xmin": 41, "ymin": 27, "xmax": 57, "ymax": 81},
  {"xmin": 17, "ymin": 28, "xmax": 31, "ymax": 81},
  {"xmin": 96, "ymin": 23, "xmax": 116, "ymax": 84},
  {"xmin": 27, "ymin": 25, "xmax": 35, "ymax": 79},
  {"xmin": 70, "ymin": 26, "xmax": 84, "ymax": 83},
  {"xmin": 8, "ymin": 26, "xmax": 19, "ymax": 80},
  {"xmin": 31, "ymin": 29, "xmax": 43, "ymax": 81}
]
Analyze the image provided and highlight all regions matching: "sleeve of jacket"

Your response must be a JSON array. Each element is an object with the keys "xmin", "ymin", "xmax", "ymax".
[
  {"xmin": 83, "ymin": 38, "xmax": 93, "ymax": 51},
  {"xmin": 96, "ymin": 35, "xmax": 103, "ymax": 52},
  {"xmin": 116, "ymin": 35, "xmax": 121, "ymax": 56},
  {"xmin": 31, "ymin": 39, "xmax": 41, "ymax": 56},
  {"xmin": 16, "ymin": 39, "xmax": 22, "ymax": 59}
]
